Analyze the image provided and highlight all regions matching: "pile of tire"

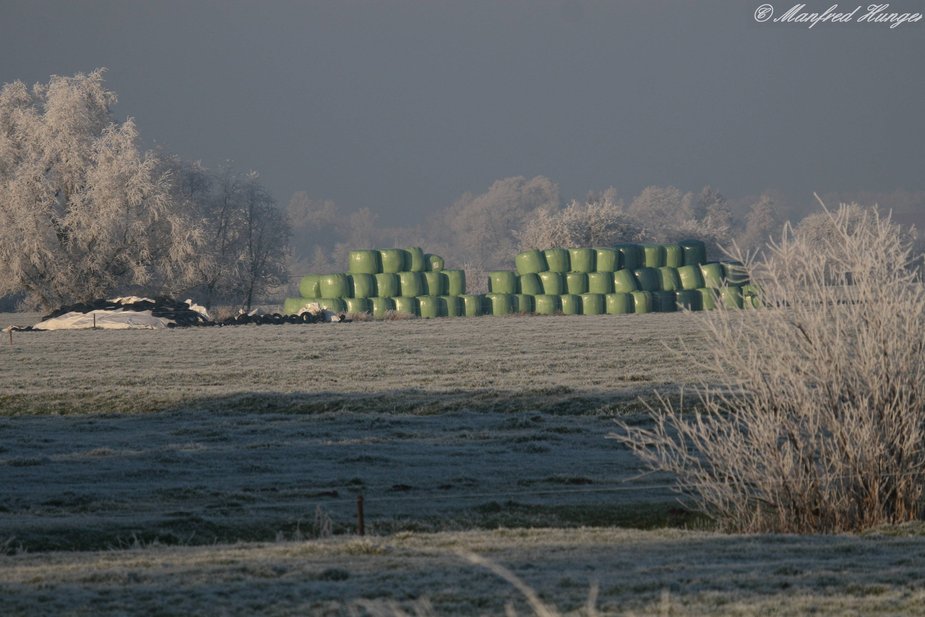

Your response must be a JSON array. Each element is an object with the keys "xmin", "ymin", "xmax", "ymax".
[
  {"xmin": 482, "ymin": 240, "xmax": 758, "ymax": 316},
  {"xmin": 285, "ymin": 248, "xmax": 483, "ymax": 319}
]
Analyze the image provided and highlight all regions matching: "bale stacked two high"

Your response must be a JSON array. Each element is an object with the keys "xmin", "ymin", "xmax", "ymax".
[
  {"xmin": 481, "ymin": 240, "xmax": 759, "ymax": 316},
  {"xmin": 285, "ymin": 247, "xmax": 482, "ymax": 318}
]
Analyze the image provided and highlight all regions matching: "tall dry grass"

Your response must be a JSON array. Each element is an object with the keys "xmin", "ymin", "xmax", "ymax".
[{"xmin": 614, "ymin": 203, "xmax": 925, "ymax": 533}]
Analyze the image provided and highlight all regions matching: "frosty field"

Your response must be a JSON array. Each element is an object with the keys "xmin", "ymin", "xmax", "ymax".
[{"xmin": 3, "ymin": 311, "xmax": 924, "ymax": 615}]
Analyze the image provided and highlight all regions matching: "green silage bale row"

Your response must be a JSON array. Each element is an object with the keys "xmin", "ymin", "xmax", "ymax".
[
  {"xmin": 568, "ymin": 248, "xmax": 595, "ymax": 273},
  {"xmin": 519, "ymin": 273, "xmax": 544, "ymax": 295},
  {"xmin": 657, "ymin": 267, "xmax": 682, "ymax": 292},
  {"xmin": 605, "ymin": 292, "xmax": 634, "ymax": 314},
  {"xmin": 515, "ymin": 249, "xmax": 547, "ymax": 275},
  {"xmin": 425, "ymin": 253, "xmax": 445, "ymax": 272},
  {"xmin": 613, "ymin": 243, "xmax": 644, "ymax": 271},
  {"xmin": 488, "ymin": 271, "xmax": 518, "ymax": 294},
  {"xmin": 565, "ymin": 272, "xmax": 588, "ymax": 295},
  {"xmin": 544, "ymin": 248, "xmax": 570, "ymax": 273}
]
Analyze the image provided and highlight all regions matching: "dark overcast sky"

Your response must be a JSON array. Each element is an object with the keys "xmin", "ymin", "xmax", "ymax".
[{"xmin": 2, "ymin": 0, "xmax": 923, "ymax": 222}]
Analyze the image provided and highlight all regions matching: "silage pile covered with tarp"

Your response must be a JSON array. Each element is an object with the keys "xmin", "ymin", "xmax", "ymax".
[
  {"xmin": 286, "ymin": 248, "xmax": 483, "ymax": 319},
  {"xmin": 7, "ymin": 297, "xmax": 346, "ymax": 332},
  {"xmin": 486, "ymin": 240, "xmax": 761, "ymax": 316},
  {"xmin": 11, "ymin": 297, "xmax": 213, "ymax": 331}
]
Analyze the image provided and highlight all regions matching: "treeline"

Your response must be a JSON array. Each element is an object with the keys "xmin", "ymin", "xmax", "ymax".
[
  {"xmin": 287, "ymin": 178, "xmax": 782, "ymax": 293},
  {"xmin": 0, "ymin": 69, "xmax": 288, "ymax": 311}
]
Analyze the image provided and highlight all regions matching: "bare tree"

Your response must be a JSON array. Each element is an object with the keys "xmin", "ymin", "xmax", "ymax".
[
  {"xmin": 0, "ymin": 69, "xmax": 199, "ymax": 309},
  {"xmin": 168, "ymin": 160, "xmax": 288, "ymax": 310},
  {"xmin": 613, "ymin": 204, "xmax": 925, "ymax": 533}
]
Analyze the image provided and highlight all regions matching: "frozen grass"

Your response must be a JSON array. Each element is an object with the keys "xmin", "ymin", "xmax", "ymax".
[
  {"xmin": 0, "ymin": 312, "xmax": 712, "ymax": 416},
  {"xmin": 5, "ymin": 310, "xmax": 919, "ymax": 614},
  {"xmin": 1, "ymin": 312, "xmax": 711, "ymax": 552},
  {"xmin": 3, "ymin": 526, "xmax": 925, "ymax": 616}
]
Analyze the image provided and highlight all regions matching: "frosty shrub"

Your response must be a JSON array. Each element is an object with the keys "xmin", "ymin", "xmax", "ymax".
[{"xmin": 613, "ymin": 204, "xmax": 925, "ymax": 533}]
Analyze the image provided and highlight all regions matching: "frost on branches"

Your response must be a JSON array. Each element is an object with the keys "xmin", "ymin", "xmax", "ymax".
[{"xmin": 0, "ymin": 69, "xmax": 199, "ymax": 309}]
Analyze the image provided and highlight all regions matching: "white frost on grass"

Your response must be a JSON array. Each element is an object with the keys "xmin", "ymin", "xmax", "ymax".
[{"xmin": 3, "ymin": 527, "xmax": 925, "ymax": 616}]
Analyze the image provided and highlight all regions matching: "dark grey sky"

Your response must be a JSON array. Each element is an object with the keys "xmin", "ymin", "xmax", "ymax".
[{"xmin": 2, "ymin": 0, "xmax": 923, "ymax": 222}]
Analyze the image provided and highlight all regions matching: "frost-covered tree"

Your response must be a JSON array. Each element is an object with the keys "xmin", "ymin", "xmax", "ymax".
[
  {"xmin": 516, "ymin": 189, "xmax": 644, "ymax": 249},
  {"xmin": 738, "ymin": 193, "xmax": 779, "ymax": 252},
  {"xmin": 628, "ymin": 185, "xmax": 694, "ymax": 233},
  {"xmin": 697, "ymin": 185, "xmax": 733, "ymax": 235},
  {"xmin": 0, "ymin": 69, "xmax": 199, "ymax": 309},
  {"xmin": 443, "ymin": 176, "xmax": 560, "ymax": 270}
]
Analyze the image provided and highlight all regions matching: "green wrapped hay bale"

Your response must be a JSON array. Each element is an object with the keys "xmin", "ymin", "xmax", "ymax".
[
  {"xmin": 399, "ymin": 271, "xmax": 424, "ymax": 297},
  {"xmin": 345, "ymin": 297, "xmax": 372, "ymax": 314},
  {"xmin": 613, "ymin": 243, "xmax": 644, "ymax": 271},
  {"xmin": 630, "ymin": 290, "xmax": 653, "ymax": 313},
  {"xmin": 675, "ymin": 290, "xmax": 701, "ymax": 311},
  {"xmin": 587, "ymin": 271, "xmax": 613, "ymax": 294},
  {"xmin": 318, "ymin": 297, "xmax": 347, "ymax": 313},
  {"xmin": 460, "ymin": 294, "xmax": 484, "ymax": 317},
  {"xmin": 513, "ymin": 294, "xmax": 534, "ymax": 314},
  {"xmin": 417, "ymin": 295, "xmax": 440, "ymax": 319},
  {"xmin": 404, "ymin": 247, "xmax": 426, "ymax": 272},
  {"xmin": 424, "ymin": 253, "xmax": 444, "ymax": 272},
  {"xmin": 443, "ymin": 269, "xmax": 466, "ymax": 296},
  {"xmin": 374, "ymin": 273, "xmax": 400, "ymax": 298},
  {"xmin": 657, "ymin": 267, "xmax": 682, "ymax": 292},
  {"xmin": 371, "ymin": 296, "xmax": 395, "ymax": 319},
  {"xmin": 299, "ymin": 274, "xmax": 321, "ymax": 299},
  {"xmin": 605, "ymin": 292, "xmax": 634, "ymax": 315},
  {"xmin": 393, "ymin": 296, "xmax": 419, "ymax": 316},
  {"xmin": 518, "ymin": 273, "xmax": 543, "ymax": 296},
  {"xmin": 488, "ymin": 271, "xmax": 517, "ymax": 294},
  {"xmin": 485, "ymin": 293, "xmax": 514, "ymax": 316},
  {"xmin": 698, "ymin": 288, "xmax": 718, "ymax": 311},
  {"xmin": 664, "ymin": 244, "xmax": 683, "ymax": 268},
  {"xmin": 641, "ymin": 243, "xmax": 665, "ymax": 268},
  {"xmin": 580, "ymin": 293, "xmax": 605, "ymax": 315},
  {"xmin": 568, "ymin": 248, "xmax": 595, "ymax": 273},
  {"xmin": 680, "ymin": 239, "xmax": 707, "ymax": 266},
  {"xmin": 539, "ymin": 271, "xmax": 565, "ymax": 295},
  {"xmin": 348, "ymin": 250, "xmax": 381, "ymax": 274},
  {"xmin": 700, "ymin": 262, "xmax": 725, "ymax": 289},
  {"xmin": 595, "ymin": 248, "xmax": 619, "ymax": 272},
  {"xmin": 515, "ymin": 249, "xmax": 547, "ymax": 275},
  {"xmin": 741, "ymin": 284, "xmax": 762, "ymax": 308},
  {"xmin": 351, "ymin": 273, "xmax": 376, "ymax": 299},
  {"xmin": 439, "ymin": 295, "xmax": 462, "ymax": 317},
  {"xmin": 560, "ymin": 294, "xmax": 581, "ymax": 315},
  {"xmin": 283, "ymin": 297, "xmax": 308, "ymax": 315},
  {"xmin": 720, "ymin": 286, "xmax": 744, "ymax": 309},
  {"xmin": 613, "ymin": 270, "xmax": 639, "ymax": 293},
  {"xmin": 379, "ymin": 248, "xmax": 406, "ymax": 273},
  {"xmin": 544, "ymin": 248, "xmax": 570, "ymax": 273},
  {"xmin": 653, "ymin": 290, "xmax": 677, "ymax": 312},
  {"xmin": 320, "ymin": 273, "xmax": 350, "ymax": 298},
  {"xmin": 677, "ymin": 265, "xmax": 705, "ymax": 290},
  {"xmin": 423, "ymin": 271, "xmax": 446, "ymax": 296},
  {"xmin": 565, "ymin": 272, "xmax": 588, "ymax": 295},
  {"xmin": 633, "ymin": 268, "xmax": 661, "ymax": 292},
  {"xmin": 723, "ymin": 261, "xmax": 749, "ymax": 286},
  {"xmin": 533, "ymin": 294, "xmax": 560, "ymax": 315}
]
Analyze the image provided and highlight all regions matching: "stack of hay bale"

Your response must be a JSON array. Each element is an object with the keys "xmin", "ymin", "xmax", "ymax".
[
  {"xmin": 483, "ymin": 240, "xmax": 757, "ymax": 316},
  {"xmin": 285, "ymin": 248, "xmax": 481, "ymax": 319}
]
